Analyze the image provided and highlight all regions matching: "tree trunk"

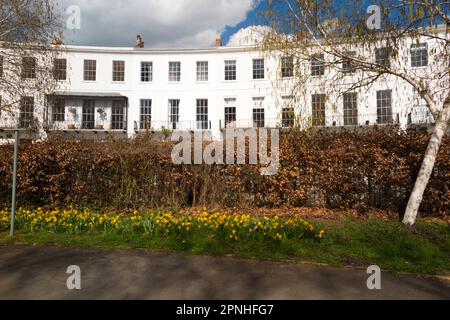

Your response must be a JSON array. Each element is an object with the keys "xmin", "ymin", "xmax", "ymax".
[{"xmin": 403, "ymin": 101, "xmax": 450, "ymax": 226}]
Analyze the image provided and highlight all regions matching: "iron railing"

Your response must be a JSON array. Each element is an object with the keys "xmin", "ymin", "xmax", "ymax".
[
  {"xmin": 1, "ymin": 109, "xmax": 436, "ymax": 133},
  {"xmin": 134, "ymin": 120, "xmax": 212, "ymax": 132},
  {"xmin": 45, "ymin": 119, "xmax": 127, "ymax": 131}
]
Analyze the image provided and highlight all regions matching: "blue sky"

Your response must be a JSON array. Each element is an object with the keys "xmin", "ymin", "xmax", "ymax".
[{"xmin": 222, "ymin": 0, "xmax": 269, "ymax": 45}]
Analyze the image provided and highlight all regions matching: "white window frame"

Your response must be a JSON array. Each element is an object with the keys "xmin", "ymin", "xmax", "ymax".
[
  {"xmin": 411, "ymin": 43, "xmax": 428, "ymax": 68},
  {"xmin": 168, "ymin": 99, "xmax": 180, "ymax": 129},
  {"xmin": 140, "ymin": 99, "xmax": 152, "ymax": 130},
  {"xmin": 312, "ymin": 94, "xmax": 326, "ymax": 126},
  {"xmin": 111, "ymin": 100, "xmax": 125, "ymax": 130},
  {"xmin": 343, "ymin": 92, "xmax": 358, "ymax": 126},
  {"xmin": 252, "ymin": 59, "xmax": 265, "ymax": 80},
  {"xmin": 252, "ymin": 97, "xmax": 265, "ymax": 128},
  {"xmin": 281, "ymin": 96, "xmax": 295, "ymax": 128},
  {"xmin": 19, "ymin": 96, "xmax": 34, "ymax": 128},
  {"xmin": 169, "ymin": 61, "xmax": 181, "ymax": 82},
  {"xmin": 196, "ymin": 99, "xmax": 209, "ymax": 130},
  {"xmin": 112, "ymin": 60, "xmax": 125, "ymax": 82},
  {"xmin": 83, "ymin": 59, "xmax": 97, "ymax": 81},
  {"xmin": 224, "ymin": 98, "xmax": 237, "ymax": 128},
  {"xmin": 376, "ymin": 90, "xmax": 393, "ymax": 124},
  {"xmin": 224, "ymin": 60, "xmax": 237, "ymax": 81},
  {"xmin": 141, "ymin": 61, "xmax": 153, "ymax": 82},
  {"xmin": 281, "ymin": 56, "xmax": 294, "ymax": 78},
  {"xmin": 311, "ymin": 54, "xmax": 325, "ymax": 77},
  {"xmin": 196, "ymin": 61, "xmax": 209, "ymax": 82}
]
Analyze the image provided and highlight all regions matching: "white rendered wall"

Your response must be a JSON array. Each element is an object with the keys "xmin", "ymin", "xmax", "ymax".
[{"xmin": 1, "ymin": 34, "xmax": 443, "ymax": 138}]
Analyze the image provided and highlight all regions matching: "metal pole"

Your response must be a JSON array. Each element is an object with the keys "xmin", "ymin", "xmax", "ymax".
[{"xmin": 10, "ymin": 129, "xmax": 19, "ymax": 237}]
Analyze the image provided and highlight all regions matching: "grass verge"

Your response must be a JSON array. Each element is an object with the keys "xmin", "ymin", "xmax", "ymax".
[{"xmin": 1, "ymin": 216, "xmax": 448, "ymax": 275}]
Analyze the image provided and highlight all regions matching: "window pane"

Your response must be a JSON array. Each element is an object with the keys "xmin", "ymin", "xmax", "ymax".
[
  {"xmin": 141, "ymin": 62, "xmax": 153, "ymax": 82},
  {"xmin": 196, "ymin": 99, "xmax": 209, "ymax": 130},
  {"xmin": 280, "ymin": 96, "xmax": 294, "ymax": 127},
  {"xmin": 411, "ymin": 43, "xmax": 428, "ymax": 67},
  {"xmin": 225, "ymin": 60, "xmax": 236, "ymax": 81},
  {"xmin": 22, "ymin": 57, "xmax": 36, "ymax": 79},
  {"xmin": 282, "ymin": 108, "xmax": 295, "ymax": 128},
  {"xmin": 54, "ymin": 58, "xmax": 67, "ymax": 80},
  {"xmin": 281, "ymin": 56, "xmax": 294, "ymax": 78},
  {"xmin": 312, "ymin": 94, "xmax": 326, "ymax": 126},
  {"xmin": 52, "ymin": 97, "xmax": 65, "ymax": 122},
  {"xmin": 140, "ymin": 99, "xmax": 152, "ymax": 129},
  {"xmin": 113, "ymin": 61, "xmax": 125, "ymax": 82},
  {"xmin": 343, "ymin": 93, "xmax": 358, "ymax": 126},
  {"xmin": 253, "ymin": 59, "xmax": 264, "ymax": 80},
  {"xmin": 253, "ymin": 109, "xmax": 265, "ymax": 128},
  {"xmin": 252, "ymin": 97, "xmax": 265, "ymax": 128},
  {"xmin": 311, "ymin": 54, "xmax": 325, "ymax": 76},
  {"xmin": 375, "ymin": 47, "xmax": 391, "ymax": 67},
  {"xmin": 19, "ymin": 96, "xmax": 34, "ymax": 128},
  {"xmin": 82, "ymin": 100, "xmax": 95, "ymax": 129},
  {"xmin": 169, "ymin": 99, "xmax": 180, "ymax": 129},
  {"xmin": 376, "ymin": 90, "xmax": 393, "ymax": 124},
  {"xmin": 342, "ymin": 52, "xmax": 356, "ymax": 74},
  {"xmin": 224, "ymin": 98, "xmax": 236, "ymax": 127},
  {"xmin": 112, "ymin": 100, "xmax": 125, "ymax": 130},
  {"xmin": 169, "ymin": 62, "xmax": 181, "ymax": 82},
  {"xmin": 196, "ymin": 61, "xmax": 208, "ymax": 81},
  {"xmin": 84, "ymin": 60, "xmax": 96, "ymax": 81}
]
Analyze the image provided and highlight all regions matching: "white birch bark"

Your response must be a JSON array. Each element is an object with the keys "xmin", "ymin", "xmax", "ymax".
[{"xmin": 403, "ymin": 97, "xmax": 450, "ymax": 226}]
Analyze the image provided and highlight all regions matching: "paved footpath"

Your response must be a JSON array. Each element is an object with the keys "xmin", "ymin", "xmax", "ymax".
[{"xmin": 0, "ymin": 245, "xmax": 449, "ymax": 300}]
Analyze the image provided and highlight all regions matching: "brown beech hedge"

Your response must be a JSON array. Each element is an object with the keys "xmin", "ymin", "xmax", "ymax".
[{"xmin": 0, "ymin": 128, "xmax": 448, "ymax": 217}]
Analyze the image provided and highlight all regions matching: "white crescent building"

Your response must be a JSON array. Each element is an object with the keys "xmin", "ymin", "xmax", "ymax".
[{"xmin": 0, "ymin": 33, "xmax": 439, "ymax": 140}]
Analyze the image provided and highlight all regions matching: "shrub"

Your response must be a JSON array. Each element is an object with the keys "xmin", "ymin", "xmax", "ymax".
[{"xmin": 0, "ymin": 128, "xmax": 448, "ymax": 217}]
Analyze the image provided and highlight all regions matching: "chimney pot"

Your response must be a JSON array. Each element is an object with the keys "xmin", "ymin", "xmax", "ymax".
[
  {"xmin": 216, "ymin": 34, "xmax": 222, "ymax": 47},
  {"xmin": 136, "ymin": 35, "xmax": 145, "ymax": 48},
  {"xmin": 52, "ymin": 36, "xmax": 63, "ymax": 45}
]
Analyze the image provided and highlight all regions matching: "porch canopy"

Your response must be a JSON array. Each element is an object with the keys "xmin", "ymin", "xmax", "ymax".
[
  {"xmin": 46, "ymin": 92, "xmax": 129, "ymax": 131},
  {"xmin": 51, "ymin": 92, "xmax": 127, "ymax": 99}
]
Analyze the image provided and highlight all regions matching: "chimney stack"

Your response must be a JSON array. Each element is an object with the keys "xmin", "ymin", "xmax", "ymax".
[
  {"xmin": 52, "ymin": 36, "xmax": 63, "ymax": 45},
  {"xmin": 135, "ymin": 35, "xmax": 145, "ymax": 48},
  {"xmin": 216, "ymin": 34, "xmax": 222, "ymax": 47}
]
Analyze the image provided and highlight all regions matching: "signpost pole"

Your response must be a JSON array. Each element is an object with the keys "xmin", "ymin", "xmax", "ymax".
[{"xmin": 10, "ymin": 129, "xmax": 19, "ymax": 237}]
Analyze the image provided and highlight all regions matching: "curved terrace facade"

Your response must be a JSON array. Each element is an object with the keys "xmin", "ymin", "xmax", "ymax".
[{"xmin": 0, "ymin": 33, "xmax": 440, "ymax": 139}]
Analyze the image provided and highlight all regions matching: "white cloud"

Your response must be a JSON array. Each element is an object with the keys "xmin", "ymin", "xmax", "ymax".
[
  {"xmin": 55, "ymin": 0, "xmax": 254, "ymax": 47},
  {"xmin": 227, "ymin": 25, "xmax": 271, "ymax": 46}
]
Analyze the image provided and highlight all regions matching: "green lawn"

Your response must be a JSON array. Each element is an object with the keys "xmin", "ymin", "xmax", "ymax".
[{"xmin": 1, "ymin": 217, "xmax": 449, "ymax": 275}]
